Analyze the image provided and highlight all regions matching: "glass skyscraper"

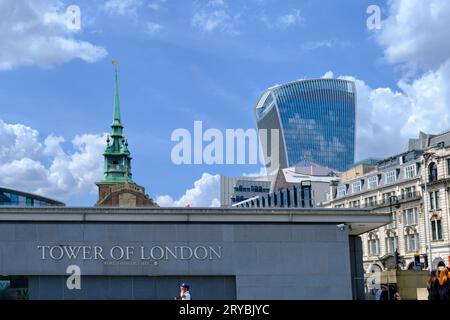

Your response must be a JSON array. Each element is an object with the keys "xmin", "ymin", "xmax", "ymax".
[{"xmin": 254, "ymin": 78, "xmax": 356, "ymax": 172}]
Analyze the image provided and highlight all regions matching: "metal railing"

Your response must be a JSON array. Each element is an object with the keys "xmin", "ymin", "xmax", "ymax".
[{"xmin": 360, "ymin": 192, "xmax": 421, "ymax": 208}]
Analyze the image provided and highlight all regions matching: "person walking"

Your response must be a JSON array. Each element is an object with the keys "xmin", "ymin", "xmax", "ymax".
[
  {"xmin": 178, "ymin": 283, "xmax": 191, "ymax": 300},
  {"xmin": 375, "ymin": 287, "xmax": 382, "ymax": 300},
  {"xmin": 379, "ymin": 286, "xmax": 389, "ymax": 301},
  {"xmin": 427, "ymin": 270, "xmax": 440, "ymax": 301},
  {"xmin": 437, "ymin": 268, "xmax": 450, "ymax": 301}
]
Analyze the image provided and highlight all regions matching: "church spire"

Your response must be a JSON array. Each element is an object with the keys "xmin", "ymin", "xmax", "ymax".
[
  {"xmin": 98, "ymin": 61, "xmax": 132, "ymax": 184},
  {"xmin": 95, "ymin": 61, "xmax": 158, "ymax": 207},
  {"xmin": 112, "ymin": 60, "xmax": 122, "ymax": 127}
]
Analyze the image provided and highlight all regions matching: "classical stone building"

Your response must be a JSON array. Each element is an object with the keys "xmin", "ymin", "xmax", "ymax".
[
  {"xmin": 322, "ymin": 130, "xmax": 450, "ymax": 276},
  {"xmin": 95, "ymin": 65, "xmax": 157, "ymax": 207},
  {"xmin": 421, "ymin": 131, "xmax": 450, "ymax": 269}
]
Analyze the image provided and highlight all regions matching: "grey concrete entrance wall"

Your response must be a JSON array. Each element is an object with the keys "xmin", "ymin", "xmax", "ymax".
[
  {"xmin": 28, "ymin": 276, "xmax": 236, "ymax": 300},
  {"xmin": 0, "ymin": 222, "xmax": 353, "ymax": 299}
]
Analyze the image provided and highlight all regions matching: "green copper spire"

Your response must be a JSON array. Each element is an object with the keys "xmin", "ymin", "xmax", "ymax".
[
  {"xmin": 112, "ymin": 61, "xmax": 122, "ymax": 127},
  {"xmin": 98, "ymin": 61, "xmax": 133, "ymax": 184}
]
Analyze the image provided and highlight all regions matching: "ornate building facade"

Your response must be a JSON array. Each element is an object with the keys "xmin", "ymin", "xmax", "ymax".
[{"xmin": 322, "ymin": 130, "xmax": 450, "ymax": 273}]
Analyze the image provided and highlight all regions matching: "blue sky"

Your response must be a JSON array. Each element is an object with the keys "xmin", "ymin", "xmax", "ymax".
[{"xmin": 1, "ymin": 0, "xmax": 450, "ymax": 206}]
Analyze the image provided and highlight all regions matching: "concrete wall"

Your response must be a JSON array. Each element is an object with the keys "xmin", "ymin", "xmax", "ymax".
[
  {"xmin": 0, "ymin": 222, "xmax": 354, "ymax": 300},
  {"xmin": 28, "ymin": 276, "xmax": 236, "ymax": 300}
]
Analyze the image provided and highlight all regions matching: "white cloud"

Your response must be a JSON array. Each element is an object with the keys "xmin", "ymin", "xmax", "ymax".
[
  {"xmin": 242, "ymin": 167, "xmax": 267, "ymax": 177},
  {"xmin": 342, "ymin": 0, "xmax": 450, "ymax": 159},
  {"xmin": 301, "ymin": 39, "xmax": 352, "ymax": 51},
  {"xmin": 0, "ymin": 120, "xmax": 43, "ymax": 162},
  {"xmin": 321, "ymin": 71, "xmax": 334, "ymax": 79},
  {"xmin": 261, "ymin": 9, "xmax": 303, "ymax": 30},
  {"xmin": 377, "ymin": 0, "xmax": 450, "ymax": 72},
  {"xmin": 103, "ymin": 0, "xmax": 143, "ymax": 16},
  {"xmin": 0, "ymin": 0, "xmax": 107, "ymax": 70},
  {"xmin": 277, "ymin": 9, "xmax": 303, "ymax": 28},
  {"xmin": 146, "ymin": 21, "xmax": 164, "ymax": 34},
  {"xmin": 148, "ymin": 0, "xmax": 167, "ymax": 11},
  {"xmin": 335, "ymin": 59, "xmax": 450, "ymax": 160},
  {"xmin": 191, "ymin": 0, "xmax": 241, "ymax": 34},
  {"xmin": 0, "ymin": 119, "xmax": 106, "ymax": 202},
  {"xmin": 156, "ymin": 173, "xmax": 220, "ymax": 207}
]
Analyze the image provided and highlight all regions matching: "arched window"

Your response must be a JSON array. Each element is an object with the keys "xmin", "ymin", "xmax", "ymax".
[
  {"xmin": 431, "ymin": 216, "xmax": 443, "ymax": 241},
  {"xmin": 368, "ymin": 232, "xmax": 380, "ymax": 256},
  {"xmin": 404, "ymin": 227, "xmax": 419, "ymax": 252},
  {"xmin": 385, "ymin": 230, "xmax": 398, "ymax": 254},
  {"xmin": 429, "ymin": 162, "xmax": 438, "ymax": 182},
  {"xmin": 432, "ymin": 258, "xmax": 446, "ymax": 270}
]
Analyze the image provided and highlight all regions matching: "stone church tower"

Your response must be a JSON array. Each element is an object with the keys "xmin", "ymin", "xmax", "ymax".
[{"xmin": 95, "ymin": 62, "xmax": 157, "ymax": 207}]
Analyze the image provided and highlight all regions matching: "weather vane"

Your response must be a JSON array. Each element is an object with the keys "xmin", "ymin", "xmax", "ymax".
[{"xmin": 112, "ymin": 60, "xmax": 118, "ymax": 72}]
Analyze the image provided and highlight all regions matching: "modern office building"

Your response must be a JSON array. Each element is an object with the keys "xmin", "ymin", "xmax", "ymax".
[
  {"xmin": 233, "ymin": 164, "xmax": 339, "ymax": 209},
  {"xmin": 254, "ymin": 78, "xmax": 356, "ymax": 172},
  {"xmin": 0, "ymin": 206, "xmax": 389, "ymax": 300},
  {"xmin": 220, "ymin": 175, "xmax": 271, "ymax": 208},
  {"xmin": 0, "ymin": 186, "xmax": 64, "ymax": 207},
  {"xmin": 323, "ymin": 130, "xmax": 450, "ymax": 295}
]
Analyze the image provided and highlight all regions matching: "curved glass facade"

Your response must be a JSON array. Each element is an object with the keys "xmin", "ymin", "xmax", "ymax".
[
  {"xmin": 0, "ymin": 187, "xmax": 64, "ymax": 206},
  {"xmin": 255, "ymin": 79, "xmax": 356, "ymax": 172}
]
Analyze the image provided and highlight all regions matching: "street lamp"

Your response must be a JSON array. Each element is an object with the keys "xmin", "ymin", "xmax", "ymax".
[
  {"xmin": 389, "ymin": 195, "xmax": 400, "ymax": 271},
  {"xmin": 389, "ymin": 195, "xmax": 400, "ymax": 213},
  {"xmin": 386, "ymin": 195, "xmax": 401, "ymax": 300},
  {"xmin": 422, "ymin": 152, "xmax": 433, "ymax": 270}
]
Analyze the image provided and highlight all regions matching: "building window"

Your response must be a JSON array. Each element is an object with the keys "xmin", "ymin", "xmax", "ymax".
[
  {"xmin": 9, "ymin": 193, "xmax": 19, "ymax": 205},
  {"xmin": 404, "ymin": 164, "xmax": 417, "ymax": 179},
  {"xmin": 385, "ymin": 233, "xmax": 398, "ymax": 254},
  {"xmin": 364, "ymin": 196, "xmax": 377, "ymax": 207},
  {"xmin": 405, "ymin": 230, "xmax": 419, "ymax": 252},
  {"xmin": 368, "ymin": 175, "xmax": 378, "ymax": 189},
  {"xmin": 401, "ymin": 186, "xmax": 417, "ymax": 199},
  {"xmin": 337, "ymin": 186, "xmax": 347, "ymax": 198},
  {"xmin": 382, "ymin": 191, "xmax": 396, "ymax": 204},
  {"xmin": 429, "ymin": 191, "xmax": 440, "ymax": 210},
  {"xmin": 404, "ymin": 208, "xmax": 418, "ymax": 226},
  {"xmin": 25, "ymin": 197, "xmax": 34, "ymax": 206},
  {"xmin": 431, "ymin": 218, "xmax": 443, "ymax": 241},
  {"xmin": 351, "ymin": 181, "xmax": 362, "ymax": 193},
  {"xmin": 368, "ymin": 233, "xmax": 380, "ymax": 256},
  {"xmin": 387, "ymin": 212, "xmax": 397, "ymax": 229},
  {"xmin": 447, "ymin": 159, "xmax": 450, "ymax": 176},
  {"xmin": 385, "ymin": 171, "xmax": 397, "ymax": 184},
  {"xmin": 350, "ymin": 200, "xmax": 360, "ymax": 208},
  {"xmin": 429, "ymin": 162, "xmax": 438, "ymax": 182}
]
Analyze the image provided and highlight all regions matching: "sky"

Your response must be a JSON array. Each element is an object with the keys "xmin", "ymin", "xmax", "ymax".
[{"xmin": 1, "ymin": 0, "xmax": 450, "ymax": 206}]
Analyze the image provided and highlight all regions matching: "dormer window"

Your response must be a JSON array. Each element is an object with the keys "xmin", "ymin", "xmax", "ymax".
[
  {"xmin": 368, "ymin": 175, "xmax": 378, "ymax": 189},
  {"xmin": 385, "ymin": 170, "xmax": 397, "ymax": 184},
  {"xmin": 337, "ymin": 185, "xmax": 347, "ymax": 198},
  {"xmin": 404, "ymin": 164, "xmax": 417, "ymax": 179},
  {"xmin": 351, "ymin": 181, "xmax": 362, "ymax": 193}
]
